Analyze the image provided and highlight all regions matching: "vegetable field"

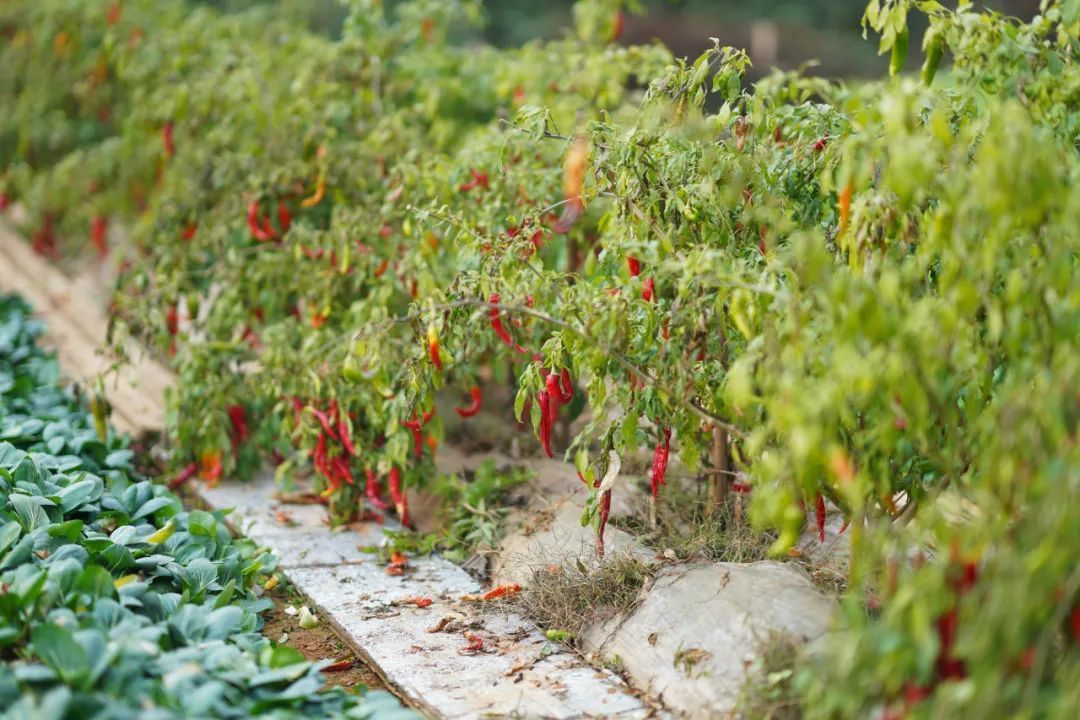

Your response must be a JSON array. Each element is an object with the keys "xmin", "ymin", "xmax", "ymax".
[{"xmin": 2, "ymin": 0, "xmax": 1079, "ymax": 717}]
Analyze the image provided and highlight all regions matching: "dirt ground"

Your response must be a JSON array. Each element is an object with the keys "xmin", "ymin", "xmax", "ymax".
[{"xmin": 263, "ymin": 586, "xmax": 386, "ymax": 691}]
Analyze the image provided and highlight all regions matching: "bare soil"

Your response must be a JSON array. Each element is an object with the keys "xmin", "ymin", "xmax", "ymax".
[{"xmin": 262, "ymin": 587, "xmax": 385, "ymax": 691}]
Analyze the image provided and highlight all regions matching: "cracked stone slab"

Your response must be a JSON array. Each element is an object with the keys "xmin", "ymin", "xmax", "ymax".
[
  {"xmin": 582, "ymin": 561, "xmax": 836, "ymax": 719},
  {"xmin": 201, "ymin": 473, "xmax": 657, "ymax": 719}
]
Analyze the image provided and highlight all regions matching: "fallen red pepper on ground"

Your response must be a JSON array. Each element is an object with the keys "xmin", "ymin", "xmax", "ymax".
[{"xmin": 167, "ymin": 462, "xmax": 199, "ymax": 490}]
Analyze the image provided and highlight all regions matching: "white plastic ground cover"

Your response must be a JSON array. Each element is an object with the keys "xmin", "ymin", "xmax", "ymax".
[{"xmin": 201, "ymin": 475, "xmax": 657, "ymax": 719}]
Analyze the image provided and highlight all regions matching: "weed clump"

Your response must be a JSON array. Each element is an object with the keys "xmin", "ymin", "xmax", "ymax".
[{"xmin": 515, "ymin": 553, "xmax": 654, "ymax": 639}]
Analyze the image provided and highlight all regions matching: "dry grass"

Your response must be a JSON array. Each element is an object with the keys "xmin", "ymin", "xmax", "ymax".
[
  {"xmin": 621, "ymin": 478, "xmax": 775, "ymax": 564},
  {"xmin": 514, "ymin": 552, "xmax": 655, "ymax": 639},
  {"xmin": 738, "ymin": 629, "xmax": 804, "ymax": 720}
]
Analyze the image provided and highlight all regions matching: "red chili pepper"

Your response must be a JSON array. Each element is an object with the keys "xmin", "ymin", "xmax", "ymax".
[
  {"xmin": 538, "ymin": 390, "xmax": 553, "ymax": 457},
  {"xmin": 557, "ymin": 368, "xmax": 574, "ymax": 403},
  {"xmin": 320, "ymin": 659, "xmax": 354, "ymax": 673},
  {"xmin": 365, "ymin": 469, "xmax": 391, "ymax": 510},
  {"xmin": 182, "ymin": 222, "xmax": 196, "ymax": 240},
  {"xmin": 838, "ymin": 517, "xmax": 850, "ymax": 535},
  {"xmin": 458, "ymin": 168, "xmax": 490, "ymax": 192},
  {"xmin": 813, "ymin": 134, "xmax": 829, "ymax": 153},
  {"xmin": 816, "ymin": 495, "xmax": 826, "ymax": 542},
  {"xmin": 275, "ymin": 202, "xmax": 291, "ymax": 234},
  {"xmin": 481, "ymin": 583, "xmax": 521, "ymax": 600},
  {"xmin": 162, "ymin": 121, "xmax": 175, "ymax": 158},
  {"xmin": 312, "ymin": 432, "xmax": 330, "ymax": 481},
  {"xmin": 544, "ymin": 373, "xmax": 562, "ymax": 429},
  {"xmin": 427, "ymin": 326, "xmax": 443, "ymax": 371},
  {"xmin": 388, "ymin": 467, "xmax": 409, "ymax": 526},
  {"xmin": 1070, "ymin": 608, "xmax": 1080, "ymax": 644},
  {"xmin": 164, "ymin": 306, "xmax": 178, "ymax": 338},
  {"xmin": 106, "ymin": 2, "xmax": 122, "ymax": 26},
  {"xmin": 402, "ymin": 415, "xmax": 425, "ymax": 459},
  {"xmin": 226, "ymin": 404, "xmax": 250, "ymax": 452},
  {"xmin": 0, "ymin": 194, "xmax": 9, "ymax": 212},
  {"xmin": 642, "ymin": 277, "xmax": 655, "ymax": 302},
  {"xmin": 488, "ymin": 293, "xmax": 514, "ymax": 346},
  {"xmin": 455, "ymin": 386, "xmax": 482, "ymax": 418},
  {"xmin": 330, "ymin": 455, "xmax": 355, "ymax": 486},
  {"xmin": 461, "ymin": 631, "xmax": 484, "ymax": 653},
  {"xmin": 650, "ymin": 429, "xmax": 672, "ymax": 498},
  {"xmin": 167, "ymin": 462, "xmax": 199, "ymax": 490},
  {"xmin": 610, "ymin": 11, "xmax": 625, "ymax": 42},
  {"xmin": 597, "ymin": 490, "xmax": 612, "ymax": 558},
  {"xmin": 731, "ymin": 481, "xmax": 752, "ymax": 493},
  {"xmin": 247, "ymin": 201, "xmax": 274, "ymax": 241},
  {"xmin": 308, "ymin": 406, "xmax": 339, "ymax": 440},
  {"xmin": 32, "ymin": 214, "xmax": 57, "ymax": 259},
  {"xmin": 90, "ymin": 215, "xmax": 108, "ymax": 257},
  {"xmin": 335, "ymin": 407, "xmax": 357, "ymax": 456},
  {"xmin": 627, "ymin": 256, "xmax": 641, "ymax": 277}
]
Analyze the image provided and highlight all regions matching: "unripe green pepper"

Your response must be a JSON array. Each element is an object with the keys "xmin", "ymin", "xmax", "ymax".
[
  {"xmin": 890, "ymin": 27, "xmax": 909, "ymax": 77},
  {"xmin": 921, "ymin": 30, "xmax": 943, "ymax": 86}
]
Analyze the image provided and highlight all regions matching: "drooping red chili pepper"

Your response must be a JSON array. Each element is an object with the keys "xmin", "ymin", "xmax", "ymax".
[
  {"xmin": 90, "ymin": 215, "xmax": 108, "ymax": 257},
  {"xmin": 277, "ymin": 202, "xmax": 292, "ymax": 234},
  {"xmin": 597, "ymin": 490, "xmax": 612, "ymax": 558},
  {"xmin": 167, "ymin": 462, "xmax": 199, "ymax": 490},
  {"xmin": 544, "ymin": 373, "xmax": 562, "ymax": 429},
  {"xmin": 642, "ymin": 277, "xmax": 655, "ymax": 302},
  {"xmin": 32, "ymin": 214, "xmax": 57, "ymax": 258},
  {"xmin": 402, "ymin": 414, "xmax": 426, "ymax": 458},
  {"xmin": 557, "ymin": 368, "xmax": 574, "ymax": 403},
  {"xmin": 813, "ymin": 134, "xmax": 829, "ymax": 153},
  {"xmin": 308, "ymin": 406, "xmax": 339, "ymax": 440},
  {"xmin": 627, "ymin": 256, "xmax": 641, "ymax": 277},
  {"xmin": 331, "ymin": 455, "xmax": 355, "ymax": 486},
  {"xmin": 816, "ymin": 495, "xmax": 827, "ymax": 542},
  {"xmin": 538, "ymin": 389, "xmax": 553, "ymax": 457},
  {"xmin": 650, "ymin": 428, "xmax": 672, "ymax": 498},
  {"xmin": 427, "ymin": 327, "xmax": 443, "ymax": 372},
  {"xmin": 837, "ymin": 516, "xmax": 850, "ymax": 535},
  {"xmin": 458, "ymin": 168, "xmax": 490, "ymax": 192},
  {"xmin": 165, "ymin": 306, "xmax": 179, "ymax": 337},
  {"xmin": 488, "ymin": 293, "xmax": 514, "ymax": 346},
  {"xmin": 365, "ymin": 469, "xmax": 391, "ymax": 511},
  {"xmin": 226, "ymin": 404, "xmax": 250, "ymax": 452},
  {"xmin": 610, "ymin": 12, "xmax": 626, "ymax": 43},
  {"xmin": 388, "ymin": 467, "xmax": 410, "ymax": 526},
  {"xmin": 455, "ymin": 386, "xmax": 482, "ymax": 418},
  {"xmin": 247, "ymin": 200, "xmax": 274, "ymax": 241},
  {"xmin": 106, "ymin": 2, "xmax": 122, "ymax": 26},
  {"xmin": 182, "ymin": 222, "xmax": 197, "ymax": 240},
  {"xmin": 334, "ymin": 406, "xmax": 358, "ymax": 456},
  {"xmin": 162, "ymin": 121, "xmax": 175, "ymax": 158},
  {"xmin": 312, "ymin": 431, "xmax": 330, "ymax": 481}
]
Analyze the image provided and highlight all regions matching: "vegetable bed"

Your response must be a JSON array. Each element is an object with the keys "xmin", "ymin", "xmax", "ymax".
[
  {"xmin": 3, "ymin": 0, "xmax": 1080, "ymax": 717},
  {"xmin": 0, "ymin": 295, "xmax": 415, "ymax": 719}
]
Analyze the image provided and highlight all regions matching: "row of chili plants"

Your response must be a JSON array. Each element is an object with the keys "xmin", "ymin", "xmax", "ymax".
[
  {"xmin": 0, "ymin": 294, "xmax": 416, "ymax": 717},
  {"xmin": 2, "ymin": 0, "xmax": 1080, "ymax": 716}
]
